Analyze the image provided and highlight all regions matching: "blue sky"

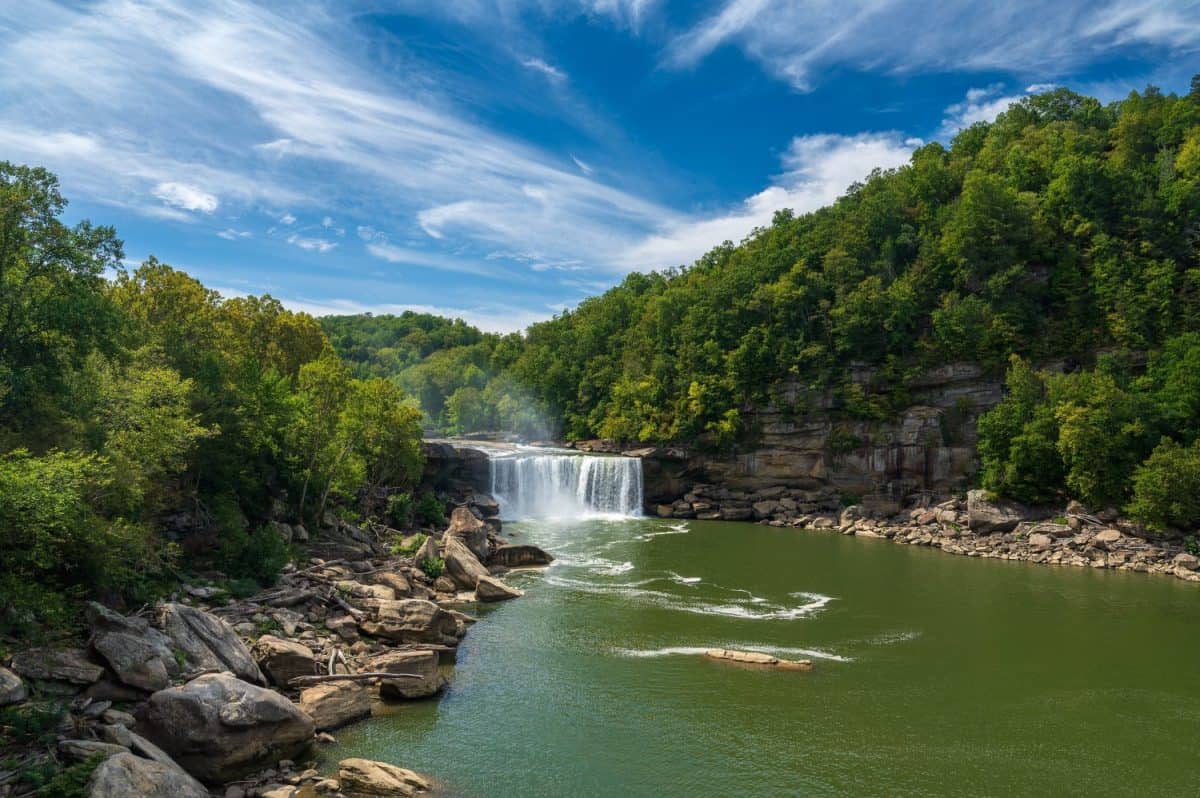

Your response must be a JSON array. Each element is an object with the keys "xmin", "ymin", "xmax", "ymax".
[{"xmin": 2, "ymin": 1, "xmax": 1198, "ymax": 331}]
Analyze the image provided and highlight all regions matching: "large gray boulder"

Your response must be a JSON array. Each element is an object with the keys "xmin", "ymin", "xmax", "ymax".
[
  {"xmin": 441, "ymin": 535, "xmax": 489, "ymax": 591},
  {"xmin": 137, "ymin": 672, "xmax": 314, "ymax": 783},
  {"xmin": 967, "ymin": 490, "xmax": 1043, "ymax": 535},
  {"xmin": 86, "ymin": 603, "xmax": 178, "ymax": 692},
  {"xmin": 88, "ymin": 752, "xmax": 208, "ymax": 798},
  {"xmin": 358, "ymin": 599, "xmax": 462, "ymax": 646},
  {"xmin": 368, "ymin": 650, "xmax": 445, "ymax": 700},
  {"xmin": 445, "ymin": 506, "xmax": 489, "ymax": 561},
  {"xmin": 0, "ymin": 665, "xmax": 27, "ymax": 706},
  {"xmin": 10, "ymin": 648, "xmax": 103, "ymax": 686},
  {"xmin": 488, "ymin": 544, "xmax": 553, "ymax": 568},
  {"xmin": 160, "ymin": 603, "xmax": 265, "ymax": 685},
  {"xmin": 252, "ymin": 635, "xmax": 317, "ymax": 688}
]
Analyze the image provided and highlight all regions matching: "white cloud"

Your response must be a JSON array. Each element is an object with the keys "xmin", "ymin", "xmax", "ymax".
[
  {"xmin": 619, "ymin": 132, "xmax": 915, "ymax": 270},
  {"xmin": 152, "ymin": 181, "xmax": 219, "ymax": 213},
  {"xmin": 937, "ymin": 84, "xmax": 1056, "ymax": 138},
  {"xmin": 521, "ymin": 57, "xmax": 567, "ymax": 82},
  {"xmin": 216, "ymin": 228, "xmax": 252, "ymax": 240},
  {"xmin": 571, "ymin": 155, "xmax": 594, "ymax": 175},
  {"xmin": 279, "ymin": 212, "xmax": 296, "ymax": 225},
  {"xmin": 286, "ymin": 234, "xmax": 337, "ymax": 253},
  {"xmin": 366, "ymin": 241, "xmax": 495, "ymax": 277},
  {"xmin": 666, "ymin": 1, "xmax": 1200, "ymax": 90}
]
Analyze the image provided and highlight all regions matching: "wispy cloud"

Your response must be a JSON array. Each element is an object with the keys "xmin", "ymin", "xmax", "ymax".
[
  {"xmin": 521, "ymin": 56, "xmax": 567, "ymax": 82},
  {"xmin": 286, "ymin": 234, "xmax": 337, "ymax": 253},
  {"xmin": 618, "ymin": 132, "xmax": 915, "ymax": 270},
  {"xmin": 665, "ymin": 1, "xmax": 1200, "ymax": 90},
  {"xmin": 216, "ymin": 228, "xmax": 252, "ymax": 240}
]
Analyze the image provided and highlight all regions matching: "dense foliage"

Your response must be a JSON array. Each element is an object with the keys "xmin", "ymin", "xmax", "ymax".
[
  {"xmin": 0, "ymin": 163, "xmax": 425, "ymax": 637},
  {"xmin": 321, "ymin": 314, "xmax": 551, "ymax": 438},
  {"xmin": 502, "ymin": 84, "xmax": 1200, "ymax": 447}
]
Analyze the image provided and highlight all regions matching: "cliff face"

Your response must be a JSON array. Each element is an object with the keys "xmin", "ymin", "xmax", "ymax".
[{"xmin": 641, "ymin": 363, "xmax": 1004, "ymax": 505}]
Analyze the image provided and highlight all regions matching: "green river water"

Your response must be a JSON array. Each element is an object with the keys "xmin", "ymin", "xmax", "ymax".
[{"xmin": 327, "ymin": 516, "xmax": 1200, "ymax": 797}]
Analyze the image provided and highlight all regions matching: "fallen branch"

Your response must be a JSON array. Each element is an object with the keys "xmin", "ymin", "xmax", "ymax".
[{"xmin": 288, "ymin": 672, "xmax": 421, "ymax": 686}]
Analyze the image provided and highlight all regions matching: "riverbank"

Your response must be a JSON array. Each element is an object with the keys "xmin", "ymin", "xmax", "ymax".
[
  {"xmin": 0, "ymin": 494, "xmax": 551, "ymax": 798},
  {"xmin": 654, "ymin": 484, "xmax": 1200, "ymax": 584}
]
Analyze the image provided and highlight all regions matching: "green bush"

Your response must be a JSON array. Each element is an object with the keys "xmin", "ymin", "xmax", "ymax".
[
  {"xmin": 33, "ymin": 755, "xmax": 104, "ymax": 798},
  {"xmin": 385, "ymin": 491, "xmax": 413, "ymax": 527},
  {"xmin": 391, "ymin": 532, "xmax": 427, "ymax": 557},
  {"xmin": 0, "ymin": 702, "xmax": 66, "ymax": 746},
  {"xmin": 418, "ymin": 557, "xmax": 445, "ymax": 579},
  {"xmin": 217, "ymin": 523, "xmax": 291, "ymax": 588},
  {"xmin": 414, "ymin": 492, "xmax": 447, "ymax": 527},
  {"xmin": 1126, "ymin": 439, "xmax": 1200, "ymax": 532}
]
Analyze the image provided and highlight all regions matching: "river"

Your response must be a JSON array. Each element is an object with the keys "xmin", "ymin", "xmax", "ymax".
[{"xmin": 325, "ymin": 447, "xmax": 1200, "ymax": 796}]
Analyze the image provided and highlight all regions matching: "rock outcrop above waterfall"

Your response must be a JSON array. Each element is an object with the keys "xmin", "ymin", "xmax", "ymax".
[{"xmin": 633, "ymin": 362, "xmax": 1002, "ymax": 507}]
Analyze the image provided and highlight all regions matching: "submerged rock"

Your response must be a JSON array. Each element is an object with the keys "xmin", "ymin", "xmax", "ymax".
[
  {"xmin": 137, "ymin": 672, "xmax": 314, "ymax": 783},
  {"xmin": 88, "ymin": 752, "xmax": 209, "ymax": 798},
  {"xmin": 338, "ymin": 757, "xmax": 430, "ymax": 797},
  {"xmin": 704, "ymin": 648, "xmax": 813, "ymax": 672}
]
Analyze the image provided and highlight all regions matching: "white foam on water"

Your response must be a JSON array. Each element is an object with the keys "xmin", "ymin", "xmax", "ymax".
[{"xmin": 615, "ymin": 644, "xmax": 850, "ymax": 662}]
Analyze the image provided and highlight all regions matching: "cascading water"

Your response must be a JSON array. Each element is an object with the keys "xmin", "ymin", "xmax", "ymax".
[{"xmin": 487, "ymin": 448, "xmax": 643, "ymax": 520}]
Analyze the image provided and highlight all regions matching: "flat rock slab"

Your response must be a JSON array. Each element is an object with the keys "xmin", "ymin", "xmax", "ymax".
[
  {"xmin": 10, "ymin": 647, "xmax": 103, "ymax": 685},
  {"xmin": 298, "ymin": 682, "xmax": 372, "ymax": 732},
  {"xmin": 338, "ymin": 757, "xmax": 430, "ymax": 797},
  {"xmin": 704, "ymin": 648, "xmax": 813, "ymax": 672}
]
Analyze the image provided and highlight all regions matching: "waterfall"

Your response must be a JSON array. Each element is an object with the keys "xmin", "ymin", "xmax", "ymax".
[{"xmin": 487, "ymin": 448, "xmax": 643, "ymax": 520}]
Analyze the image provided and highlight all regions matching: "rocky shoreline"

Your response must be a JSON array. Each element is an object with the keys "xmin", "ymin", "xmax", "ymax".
[
  {"xmin": 655, "ymin": 484, "xmax": 1200, "ymax": 583},
  {"xmin": 0, "ymin": 495, "xmax": 551, "ymax": 797}
]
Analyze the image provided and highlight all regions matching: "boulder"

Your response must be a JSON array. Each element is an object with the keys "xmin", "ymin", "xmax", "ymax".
[
  {"xmin": 373, "ymin": 571, "xmax": 412, "ymax": 597},
  {"xmin": 88, "ymin": 752, "xmax": 209, "ymax": 798},
  {"xmin": 441, "ymin": 535, "xmax": 490, "ymax": 591},
  {"xmin": 160, "ymin": 603, "xmax": 266, "ymax": 685},
  {"xmin": 137, "ymin": 672, "xmax": 314, "ymax": 783},
  {"xmin": 704, "ymin": 648, "xmax": 813, "ymax": 672},
  {"xmin": 59, "ymin": 739, "xmax": 129, "ymax": 761},
  {"xmin": 752, "ymin": 500, "xmax": 781, "ymax": 520},
  {"xmin": 413, "ymin": 535, "xmax": 440, "ymax": 567},
  {"xmin": 475, "ymin": 575, "xmax": 523, "ymax": 602},
  {"xmin": 967, "ymin": 490, "xmax": 1041, "ymax": 535},
  {"xmin": 368, "ymin": 650, "xmax": 445, "ymax": 700},
  {"xmin": 468, "ymin": 494, "xmax": 500, "ymax": 518},
  {"xmin": 488, "ymin": 545, "xmax": 554, "ymax": 568},
  {"xmin": 297, "ymin": 682, "xmax": 372, "ymax": 731},
  {"xmin": 358, "ymin": 600, "xmax": 462, "ymax": 646},
  {"xmin": 1172, "ymin": 552, "xmax": 1200, "ymax": 571},
  {"xmin": 719, "ymin": 506, "xmax": 754, "ymax": 521},
  {"xmin": 10, "ymin": 647, "xmax": 103, "ymax": 686},
  {"xmin": 86, "ymin": 603, "xmax": 178, "ymax": 692},
  {"xmin": 1092, "ymin": 529, "xmax": 1123, "ymax": 550},
  {"xmin": 252, "ymin": 635, "xmax": 318, "ymax": 688},
  {"xmin": 1028, "ymin": 533, "xmax": 1055, "ymax": 551},
  {"xmin": 445, "ymin": 507, "xmax": 489, "ymax": 561},
  {"xmin": 0, "ymin": 665, "xmax": 28, "ymax": 706},
  {"xmin": 338, "ymin": 758, "xmax": 430, "ymax": 797}
]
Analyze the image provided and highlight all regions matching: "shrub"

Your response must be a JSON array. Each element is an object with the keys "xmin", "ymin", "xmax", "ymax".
[
  {"xmin": 1126, "ymin": 439, "xmax": 1200, "ymax": 532},
  {"xmin": 32, "ymin": 754, "xmax": 103, "ymax": 798},
  {"xmin": 385, "ymin": 491, "xmax": 413, "ymax": 527},
  {"xmin": 414, "ymin": 492, "xmax": 447, "ymax": 527},
  {"xmin": 391, "ymin": 532, "xmax": 427, "ymax": 557},
  {"xmin": 217, "ymin": 524, "xmax": 291, "ymax": 588},
  {"xmin": 418, "ymin": 557, "xmax": 445, "ymax": 579},
  {"xmin": 0, "ymin": 702, "xmax": 66, "ymax": 746}
]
